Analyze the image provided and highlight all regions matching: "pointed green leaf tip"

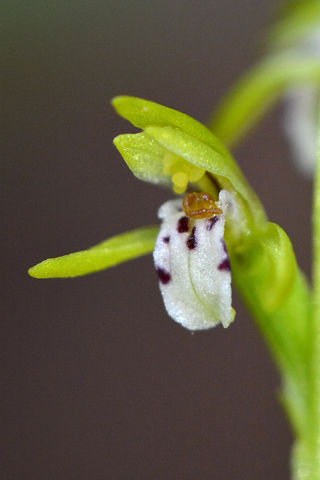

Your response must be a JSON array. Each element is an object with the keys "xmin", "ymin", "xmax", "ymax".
[{"xmin": 28, "ymin": 226, "xmax": 159, "ymax": 278}]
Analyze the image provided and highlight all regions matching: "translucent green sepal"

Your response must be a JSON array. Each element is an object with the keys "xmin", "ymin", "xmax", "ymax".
[
  {"xmin": 28, "ymin": 226, "xmax": 159, "ymax": 278},
  {"xmin": 113, "ymin": 132, "xmax": 170, "ymax": 187},
  {"xmin": 209, "ymin": 55, "xmax": 320, "ymax": 148}
]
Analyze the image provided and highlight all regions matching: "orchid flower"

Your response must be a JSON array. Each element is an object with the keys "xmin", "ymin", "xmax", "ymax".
[
  {"xmin": 28, "ymin": 96, "xmax": 288, "ymax": 331},
  {"xmin": 29, "ymin": 96, "xmax": 268, "ymax": 331},
  {"xmin": 29, "ymin": 95, "xmax": 317, "ymax": 478}
]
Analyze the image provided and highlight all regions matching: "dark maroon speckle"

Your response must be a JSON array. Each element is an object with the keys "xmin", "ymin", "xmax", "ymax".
[
  {"xmin": 187, "ymin": 226, "xmax": 197, "ymax": 250},
  {"xmin": 156, "ymin": 267, "xmax": 171, "ymax": 284},
  {"xmin": 218, "ymin": 258, "xmax": 231, "ymax": 272},
  {"xmin": 207, "ymin": 216, "xmax": 219, "ymax": 231},
  {"xmin": 221, "ymin": 239, "xmax": 228, "ymax": 254},
  {"xmin": 162, "ymin": 236, "xmax": 170, "ymax": 244},
  {"xmin": 177, "ymin": 216, "xmax": 189, "ymax": 233}
]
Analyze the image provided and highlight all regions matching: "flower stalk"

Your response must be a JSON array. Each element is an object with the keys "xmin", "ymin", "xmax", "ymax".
[{"xmin": 293, "ymin": 102, "xmax": 320, "ymax": 479}]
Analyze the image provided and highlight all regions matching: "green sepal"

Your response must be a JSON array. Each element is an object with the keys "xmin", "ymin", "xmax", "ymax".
[
  {"xmin": 209, "ymin": 55, "xmax": 320, "ymax": 149},
  {"xmin": 28, "ymin": 226, "xmax": 159, "ymax": 278},
  {"xmin": 112, "ymin": 95, "xmax": 229, "ymax": 155}
]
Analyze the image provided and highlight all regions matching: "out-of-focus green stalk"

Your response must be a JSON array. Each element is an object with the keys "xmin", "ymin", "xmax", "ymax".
[
  {"xmin": 208, "ymin": 55, "xmax": 320, "ymax": 149},
  {"xmin": 293, "ymin": 104, "xmax": 320, "ymax": 480}
]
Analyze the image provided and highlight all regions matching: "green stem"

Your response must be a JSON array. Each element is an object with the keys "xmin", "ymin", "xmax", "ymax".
[
  {"xmin": 208, "ymin": 55, "xmax": 320, "ymax": 149},
  {"xmin": 294, "ymin": 107, "xmax": 320, "ymax": 479},
  {"xmin": 282, "ymin": 106, "xmax": 320, "ymax": 479},
  {"xmin": 231, "ymin": 231, "xmax": 314, "ymax": 479},
  {"xmin": 232, "ymin": 260, "xmax": 312, "ymax": 437}
]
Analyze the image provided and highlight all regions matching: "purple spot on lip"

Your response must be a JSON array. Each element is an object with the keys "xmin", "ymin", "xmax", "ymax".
[
  {"xmin": 156, "ymin": 267, "xmax": 171, "ymax": 285},
  {"xmin": 218, "ymin": 258, "xmax": 231, "ymax": 272},
  {"xmin": 162, "ymin": 236, "xmax": 170, "ymax": 244},
  {"xmin": 207, "ymin": 216, "xmax": 219, "ymax": 231},
  {"xmin": 221, "ymin": 239, "xmax": 228, "ymax": 254},
  {"xmin": 187, "ymin": 226, "xmax": 197, "ymax": 250},
  {"xmin": 177, "ymin": 216, "xmax": 189, "ymax": 233}
]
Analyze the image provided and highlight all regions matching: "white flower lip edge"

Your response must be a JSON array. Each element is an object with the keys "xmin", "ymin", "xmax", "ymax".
[
  {"xmin": 283, "ymin": 87, "xmax": 318, "ymax": 176},
  {"xmin": 282, "ymin": 27, "xmax": 320, "ymax": 176},
  {"xmin": 153, "ymin": 189, "xmax": 235, "ymax": 331}
]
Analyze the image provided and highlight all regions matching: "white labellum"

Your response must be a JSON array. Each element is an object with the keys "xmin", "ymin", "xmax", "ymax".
[{"xmin": 153, "ymin": 190, "xmax": 234, "ymax": 331}]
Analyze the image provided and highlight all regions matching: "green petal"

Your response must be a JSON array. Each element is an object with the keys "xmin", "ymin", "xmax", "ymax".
[
  {"xmin": 145, "ymin": 125, "xmax": 266, "ymax": 230},
  {"xmin": 28, "ymin": 226, "xmax": 159, "ymax": 278},
  {"xmin": 209, "ymin": 55, "xmax": 320, "ymax": 148},
  {"xmin": 113, "ymin": 132, "xmax": 170, "ymax": 186},
  {"xmin": 114, "ymin": 131, "xmax": 205, "ymax": 192}
]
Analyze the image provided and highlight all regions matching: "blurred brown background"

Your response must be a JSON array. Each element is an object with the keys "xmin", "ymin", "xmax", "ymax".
[{"xmin": 2, "ymin": 1, "xmax": 312, "ymax": 479}]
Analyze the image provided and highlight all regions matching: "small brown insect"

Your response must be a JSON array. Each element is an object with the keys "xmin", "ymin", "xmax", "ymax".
[{"xmin": 182, "ymin": 192, "xmax": 222, "ymax": 219}]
